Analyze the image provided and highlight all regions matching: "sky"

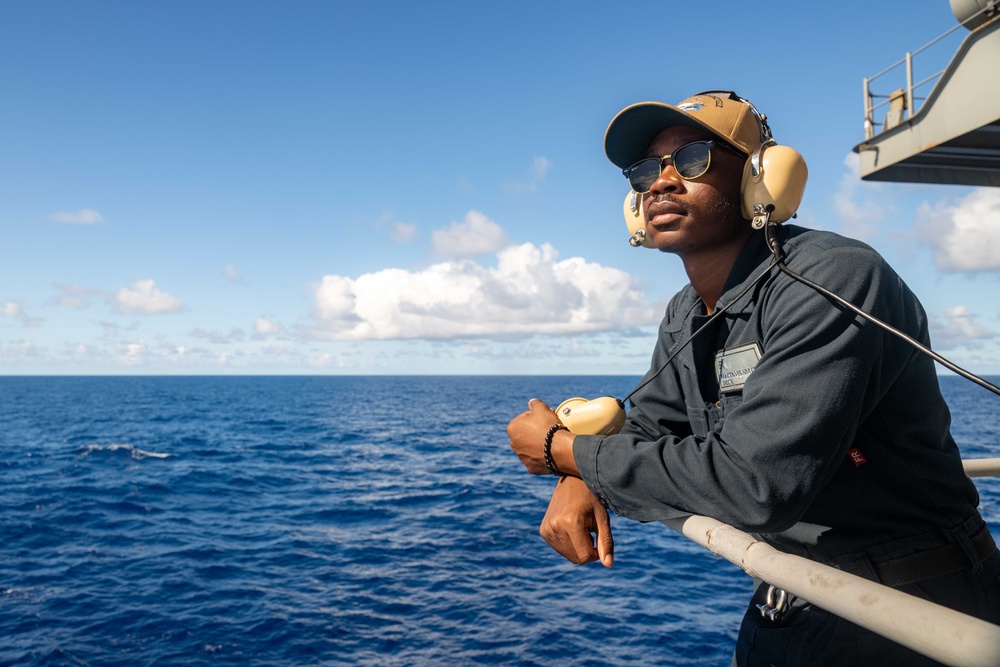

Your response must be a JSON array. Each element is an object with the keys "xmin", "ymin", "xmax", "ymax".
[{"xmin": 2, "ymin": 0, "xmax": 999, "ymax": 375}]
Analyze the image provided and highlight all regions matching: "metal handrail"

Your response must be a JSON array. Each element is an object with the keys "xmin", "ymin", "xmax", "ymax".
[
  {"xmin": 964, "ymin": 457, "xmax": 1000, "ymax": 477},
  {"xmin": 863, "ymin": 3, "xmax": 999, "ymax": 139},
  {"xmin": 663, "ymin": 459, "xmax": 1000, "ymax": 665},
  {"xmin": 662, "ymin": 513, "xmax": 1000, "ymax": 667},
  {"xmin": 559, "ymin": 407, "xmax": 1000, "ymax": 664}
]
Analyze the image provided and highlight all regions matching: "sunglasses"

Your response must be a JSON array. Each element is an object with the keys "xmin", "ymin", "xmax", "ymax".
[{"xmin": 623, "ymin": 140, "xmax": 741, "ymax": 193}]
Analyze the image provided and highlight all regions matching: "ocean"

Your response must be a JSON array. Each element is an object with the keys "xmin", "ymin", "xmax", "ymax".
[{"xmin": 2, "ymin": 375, "xmax": 998, "ymax": 666}]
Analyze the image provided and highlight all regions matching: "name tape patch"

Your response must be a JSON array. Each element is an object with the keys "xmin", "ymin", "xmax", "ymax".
[{"xmin": 715, "ymin": 341, "xmax": 763, "ymax": 394}]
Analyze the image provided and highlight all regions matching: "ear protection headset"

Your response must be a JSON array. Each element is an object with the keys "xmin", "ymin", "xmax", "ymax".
[{"xmin": 625, "ymin": 92, "xmax": 808, "ymax": 247}]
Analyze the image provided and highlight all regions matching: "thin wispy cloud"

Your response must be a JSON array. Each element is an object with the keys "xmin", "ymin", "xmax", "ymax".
[
  {"xmin": 930, "ymin": 305, "xmax": 996, "ymax": 349},
  {"xmin": 190, "ymin": 327, "xmax": 247, "ymax": 344},
  {"xmin": 502, "ymin": 156, "xmax": 553, "ymax": 194},
  {"xmin": 50, "ymin": 209, "xmax": 104, "ymax": 224},
  {"xmin": 833, "ymin": 153, "xmax": 885, "ymax": 240},
  {"xmin": 390, "ymin": 222, "xmax": 417, "ymax": 244},
  {"xmin": 223, "ymin": 265, "xmax": 243, "ymax": 285},
  {"xmin": 54, "ymin": 283, "xmax": 104, "ymax": 309}
]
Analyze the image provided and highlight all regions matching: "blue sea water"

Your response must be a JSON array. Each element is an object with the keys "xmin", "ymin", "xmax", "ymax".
[{"xmin": 1, "ymin": 375, "xmax": 998, "ymax": 667}]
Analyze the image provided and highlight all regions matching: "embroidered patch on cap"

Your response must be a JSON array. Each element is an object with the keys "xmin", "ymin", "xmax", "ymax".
[
  {"xmin": 677, "ymin": 101, "xmax": 704, "ymax": 112},
  {"xmin": 714, "ymin": 341, "xmax": 763, "ymax": 394}
]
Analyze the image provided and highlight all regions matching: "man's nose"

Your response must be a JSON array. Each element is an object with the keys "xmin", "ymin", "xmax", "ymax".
[{"xmin": 648, "ymin": 162, "xmax": 685, "ymax": 195}]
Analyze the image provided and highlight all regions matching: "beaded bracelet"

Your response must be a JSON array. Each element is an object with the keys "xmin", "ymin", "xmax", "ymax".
[{"xmin": 543, "ymin": 423, "xmax": 568, "ymax": 476}]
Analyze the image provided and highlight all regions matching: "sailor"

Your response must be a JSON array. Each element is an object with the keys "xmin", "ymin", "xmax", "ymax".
[{"xmin": 507, "ymin": 90, "xmax": 1000, "ymax": 666}]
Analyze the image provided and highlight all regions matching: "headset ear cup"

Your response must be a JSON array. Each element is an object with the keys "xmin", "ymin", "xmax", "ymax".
[
  {"xmin": 623, "ymin": 191, "xmax": 655, "ymax": 247},
  {"xmin": 740, "ymin": 145, "xmax": 808, "ymax": 224}
]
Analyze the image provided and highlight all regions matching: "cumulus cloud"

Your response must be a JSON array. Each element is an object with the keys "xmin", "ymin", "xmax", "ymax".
[
  {"xmin": 253, "ymin": 317, "xmax": 281, "ymax": 338},
  {"xmin": 50, "ymin": 209, "xmax": 104, "ymax": 224},
  {"xmin": 114, "ymin": 279, "xmax": 184, "ymax": 314},
  {"xmin": 2, "ymin": 300, "xmax": 23, "ymax": 317},
  {"xmin": 915, "ymin": 188, "xmax": 1000, "ymax": 272},
  {"xmin": 503, "ymin": 156, "xmax": 553, "ymax": 194},
  {"xmin": 309, "ymin": 241, "xmax": 657, "ymax": 341},
  {"xmin": 833, "ymin": 153, "xmax": 885, "ymax": 239},
  {"xmin": 431, "ymin": 210, "xmax": 508, "ymax": 258},
  {"xmin": 2, "ymin": 300, "xmax": 42, "ymax": 327},
  {"xmin": 930, "ymin": 305, "xmax": 996, "ymax": 349},
  {"xmin": 117, "ymin": 340, "xmax": 148, "ymax": 365}
]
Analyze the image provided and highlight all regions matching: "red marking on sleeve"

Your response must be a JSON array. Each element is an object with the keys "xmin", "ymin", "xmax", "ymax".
[{"xmin": 848, "ymin": 448, "xmax": 868, "ymax": 467}]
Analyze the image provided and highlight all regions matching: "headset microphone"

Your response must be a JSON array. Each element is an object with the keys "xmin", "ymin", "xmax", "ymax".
[{"xmin": 624, "ymin": 190, "xmax": 654, "ymax": 248}]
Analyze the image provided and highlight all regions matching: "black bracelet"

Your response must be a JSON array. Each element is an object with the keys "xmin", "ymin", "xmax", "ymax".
[{"xmin": 543, "ymin": 423, "xmax": 568, "ymax": 476}]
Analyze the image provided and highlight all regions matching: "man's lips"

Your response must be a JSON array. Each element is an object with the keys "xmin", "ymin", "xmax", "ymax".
[{"xmin": 645, "ymin": 199, "xmax": 686, "ymax": 226}]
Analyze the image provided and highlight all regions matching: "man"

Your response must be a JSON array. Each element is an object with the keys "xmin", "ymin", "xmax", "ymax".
[{"xmin": 507, "ymin": 90, "xmax": 999, "ymax": 666}]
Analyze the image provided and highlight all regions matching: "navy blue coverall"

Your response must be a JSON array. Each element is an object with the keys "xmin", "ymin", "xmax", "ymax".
[{"xmin": 573, "ymin": 225, "xmax": 999, "ymax": 666}]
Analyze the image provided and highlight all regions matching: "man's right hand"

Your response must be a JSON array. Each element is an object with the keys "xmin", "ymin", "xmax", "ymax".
[{"xmin": 540, "ymin": 476, "xmax": 614, "ymax": 568}]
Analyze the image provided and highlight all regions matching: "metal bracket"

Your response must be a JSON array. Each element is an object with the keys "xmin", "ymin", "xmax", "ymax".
[
  {"xmin": 751, "ymin": 204, "xmax": 771, "ymax": 230},
  {"xmin": 756, "ymin": 584, "xmax": 790, "ymax": 623}
]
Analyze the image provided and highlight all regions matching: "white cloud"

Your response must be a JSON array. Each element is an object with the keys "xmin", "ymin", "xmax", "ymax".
[
  {"xmin": 930, "ymin": 305, "xmax": 996, "ymax": 349},
  {"xmin": 3, "ymin": 300, "xmax": 23, "ymax": 317},
  {"xmin": 117, "ymin": 340, "xmax": 148, "ymax": 365},
  {"xmin": 309, "ymin": 241, "xmax": 657, "ymax": 341},
  {"xmin": 431, "ymin": 210, "xmax": 508, "ymax": 258},
  {"xmin": 1, "ymin": 300, "xmax": 42, "ymax": 327},
  {"xmin": 114, "ymin": 279, "xmax": 184, "ymax": 314},
  {"xmin": 0, "ymin": 340, "xmax": 40, "ymax": 363},
  {"xmin": 253, "ymin": 317, "xmax": 281, "ymax": 337},
  {"xmin": 833, "ymin": 153, "xmax": 885, "ymax": 240},
  {"xmin": 50, "ymin": 209, "xmax": 104, "ymax": 224},
  {"xmin": 54, "ymin": 283, "xmax": 104, "ymax": 309},
  {"xmin": 390, "ymin": 222, "xmax": 417, "ymax": 244},
  {"xmin": 915, "ymin": 188, "xmax": 1000, "ymax": 272},
  {"xmin": 190, "ymin": 327, "xmax": 246, "ymax": 344},
  {"xmin": 223, "ymin": 265, "xmax": 242, "ymax": 284},
  {"xmin": 503, "ymin": 156, "xmax": 553, "ymax": 194}
]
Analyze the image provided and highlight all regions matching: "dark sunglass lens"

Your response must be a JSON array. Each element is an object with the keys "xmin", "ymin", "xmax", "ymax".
[
  {"xmin": 674, "ymin": 143, "xmax": 711, "ymax": 179},
  {"xmin": 627, "ymin": 158, "xmax": 661, "ymax": 192}
]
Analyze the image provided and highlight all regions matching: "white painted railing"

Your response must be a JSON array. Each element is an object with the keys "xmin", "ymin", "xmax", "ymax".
[
  {"xmin": 964, "ymin": 457, "xmax": 1000, "ymax": 477},
  {"xmin": 861, "ymin": 3, "xmax": 999, "ymax": 139},
  {"xmin": 559, "ymin": 402, "xmax": 1000, "ymax": 665},
  {"xmin": 660, "ymin": 514, "xmax": 1000, "ymax": 667},
  {"xmin": 657, "ymin": 458, "xmax": 1000, "ymax": 667}
]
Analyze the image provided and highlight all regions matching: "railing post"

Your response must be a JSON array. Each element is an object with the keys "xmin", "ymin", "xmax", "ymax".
[
  {"xmin": 906, "ymin": 51, "xmax": 914, "ymax": 118},
  {"xmin": 863, "ymin": 77, "xmax": 873, "ymax": 139}
]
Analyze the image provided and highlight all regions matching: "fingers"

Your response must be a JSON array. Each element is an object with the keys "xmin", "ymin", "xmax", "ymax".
[
  {"xmin": 595, "ymin": 509, "xmax": 615, "ymax": 568},
  {"xmin": 539, "ymin": 516, "xmax": 599, "ymax": 565},
  {"xmin": 528, "ymin": 397, "xmax": 552, "ymax": 413}
]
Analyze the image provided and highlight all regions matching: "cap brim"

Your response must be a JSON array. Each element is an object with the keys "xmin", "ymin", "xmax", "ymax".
[{"xmin": 604, "ymin": 101, "xmax": 729, "ymax": 170}]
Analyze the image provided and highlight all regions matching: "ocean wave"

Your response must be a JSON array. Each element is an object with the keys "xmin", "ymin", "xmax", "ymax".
[{"xmin": 76, "ymin": 443, "xmax": 173, "ymax": 461}]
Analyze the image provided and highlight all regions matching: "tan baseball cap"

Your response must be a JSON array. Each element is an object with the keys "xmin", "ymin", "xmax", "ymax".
[{"xmin": 604, "ymin": 91, "xmax": 766, "ymax": 169}]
